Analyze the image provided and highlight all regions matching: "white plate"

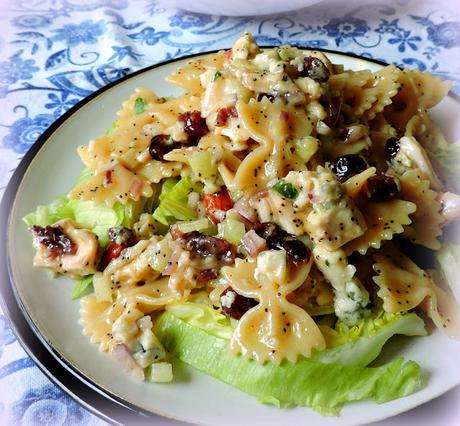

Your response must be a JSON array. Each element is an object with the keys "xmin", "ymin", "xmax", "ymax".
[
  {"xmin": 5, "ymin": 51, "xmax": 460, "ymax": 426},
  {"xmin": 156, "ymin": 0, "xmax": 325, "ymax": 16}
]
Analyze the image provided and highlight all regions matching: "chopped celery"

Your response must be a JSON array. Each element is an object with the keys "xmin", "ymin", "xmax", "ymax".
[
  {"xmin": 189, "ymin": 151, "xmax": 217, "ymax": 179},
  {"xmin": 149, "ymin": 362, "xmax": 173, "ymax": 383},
  {"xmin": 149, "ymin": 238, "xmax": 172, "ymax": 273},
  {"xmin": 277, "ymin": 45, "xmax": 299, "ymax": 61},
  {"xmin": 71, "ymin": 275, "xmax": 94, "ymax": 300},
  {"xmin": 296, "ymin": 136, "xmax": 320, "ymax": 163},
  {"xmin": 153, "ymin": 177, "xmax": 200, "ymax": 225},
  {"xmin": 175, "ymin": 217, "xmax": 215, "ymax": 235},
  {"xmin": 218, "ymin": 213, "xmax": 246, "ymax": 245},
  {"xmin": 92, "ymin": 272, "xmax": 112, "ymax": 303}
]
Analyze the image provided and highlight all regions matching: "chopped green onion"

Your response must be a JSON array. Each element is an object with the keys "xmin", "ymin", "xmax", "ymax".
[
  {"xmin": 213, "ymin": 71, "xmax": 222, "ymax": 81},
  {"xmin": 134, "ymin": 97, "xmax": 147, "ymax": 114},
  {"xmin": 272, "ymin": 180, "xmax": 299, "ymax": 199},
  {"xmin": 71, "ymin": 275, "xmax": 94, "ymax": 300}
]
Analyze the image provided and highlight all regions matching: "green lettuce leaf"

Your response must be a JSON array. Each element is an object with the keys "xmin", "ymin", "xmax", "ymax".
[
  {"xmin": 23, "ymin": 195, "xmax": 75, "ymax": 227},
  {"xmin": 316, "ymin": 312, "xmax": 426, "ymax": 366},
  {"xmin": 153, "ymin": 177, "xmax": 200, "ymax": 225},
  {"xmin": 154, "ymin": 311, "xmax": 422, "ymax": 414},
  {"xmin": 23, "ymin": 167, "xmax": 151, "ymax": 247},
  {"xmin": 72, "ymin": 275, "xmax": 94, "ymax": 300},
  {"xmin": 164, "ymin": 302, "xmax": 426, "ymax": 367}
]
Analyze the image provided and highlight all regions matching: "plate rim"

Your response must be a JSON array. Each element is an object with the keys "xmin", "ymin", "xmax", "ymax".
[{"xmin": 1, "ymin": 47, "xmax": 459, "ymax": 426}]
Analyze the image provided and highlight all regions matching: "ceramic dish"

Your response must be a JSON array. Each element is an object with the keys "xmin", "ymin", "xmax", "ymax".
[{"xmin": 1, "ymin": 50, "xmax": 460, "ymax": 426}]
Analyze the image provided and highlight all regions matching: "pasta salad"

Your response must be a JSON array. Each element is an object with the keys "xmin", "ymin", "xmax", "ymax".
[{"xmin": 25, "ymin": 33, "xmax": 460, "ymax": 413}]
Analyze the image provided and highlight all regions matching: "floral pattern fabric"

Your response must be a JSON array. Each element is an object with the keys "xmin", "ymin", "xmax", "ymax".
[{"xmin": 0, "ymin": 1, "xmax": 459, "ymax": 425}]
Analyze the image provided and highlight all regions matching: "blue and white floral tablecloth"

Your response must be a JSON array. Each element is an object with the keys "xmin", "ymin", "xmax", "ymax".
[{"xmin": 0, "ymin": 1, "xmax": 459, "ymax": 424}]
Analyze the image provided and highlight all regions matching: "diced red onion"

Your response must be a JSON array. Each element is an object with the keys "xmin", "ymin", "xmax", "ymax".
[
  {"xmin": 233, "ymin": 196, "xmax": 257, "ymax": 222},
  {"xmin": 242, "ymin": 230, "xmax": 267, "ymax": 258},
  {"xmin": 112, "ymin": 343, "xmax": 145, "ymax": 381},
  {"xmin": 162, "ymin": 242, "xmax": 181, "ymax": 276},
  {"xmin": 128, "ymin": 178, "xmax": 144, "ymax": 199},
  {"xmin": 280, "ymin": 111, "xmax": 291, "ymax": 122}
]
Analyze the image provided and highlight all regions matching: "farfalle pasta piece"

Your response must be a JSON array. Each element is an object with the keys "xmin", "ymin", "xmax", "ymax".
[
  {"xmin": 68, "ymin": 163, "xmax": 153, "ymax": 206},
  {"xmin": 322, "ymin": 124, "xmax": 371, "ymax": 159},
  {"xmin": 166, "ymin": 51, "xmax": 226, "ymax": 95},
  {"xmin": 372, "ymin": 250, "xmax": 460, "ymax": 339},
  {"xmin": 384, "ymin": 69, "xmax": 451, "ymax": 131},
  {"xmin": 118, "ymin": 277, "xmax": 186, "ymax": 313},
  {"xmin": 344, "ymin": 168, "xmax": 416, "ymax": 255},
  {"xmin": 330, "ymin": 66, "xmax": 400, "ymax": 120},
  {"xmin": 233, "ymin": 97, "xmax": 290, "ymax": 191},
  {"xmin": 399, "ymin": 169, "xmax": 443, "ymax": 249},
  {"xmin": 222, "ymin": 251, "xmax": 326, "ymax": 364}
]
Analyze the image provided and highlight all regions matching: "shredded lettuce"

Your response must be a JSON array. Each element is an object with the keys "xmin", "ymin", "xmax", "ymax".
[
  {"xmin": 316, "ymin": 312, "xmax": 426, "ymax": 366},
  {"xmin": 163, "ymin": 301, "xmax": 426, "ymax": 367},
  {"xmin": 165, "ymin": 301, "xmax": 233, "ymax": 340},
  {"xmin": 154, "ymin": 311, "xmax": 422, "ymax": 413},
  {"xmin": 153, "ymin": 177, "xmax": 201, "ymax": 225},
  {"xmin": 71, "ymin": 275, "xmax": 94, "ymax": 300},
  {"xmin": 23, "ymin": 195, "xmax": 75, "ymax": 227},
  {"xmin": 24, "ymin": 168, "xmax": 150, "ymax": 247}
]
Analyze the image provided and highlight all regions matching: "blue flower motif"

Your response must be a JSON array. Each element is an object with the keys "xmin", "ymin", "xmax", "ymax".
[
  {"xmin": 3, "ymin": 113, "xmax": 55, "ymax": 154},
  {"xmin": 108, "ymin": 46, "xmax": 144, "ymax": 62},
  {"xmin": 323, "ymin": 17, "xmax": 370, "ymax": 46},
  {"xmin": 427, "ymin": 22, "xmax": 460, "ymax": 49},
  {"xmin": 0, "ymin": 54, "xmax": 39, "ymax": 86},
  {"xmin": 8, "ymin": 384, "xmax": 90, "ymax": 425},
  {"xmin": 13, "ymin": 14, "xmax": 51, "ymax": 28},
  {"xmin": 128, "ymin": 27, "xmax": 169, "ymax": 46},
  {"xmin": 388, "ymin": 30, "xmax": 422, "ymax": 52},
  {"xmin": 169, "ymin": 10, "xmax": 212, "ymax": 29},
  {"xmin": 45, "ymin": 93, "xmax": 79, "ymax": 118},
  {"xmin": 254, "ymin": 35, "xmax": 282, "ymax": 45},
  {"xmin": 0, "ymin": 315, "xmax": 15, "ymax": 347},
  {"xmin": 51, "ymin": 20, "xmax": 105, "ymax": 47},
  {"xmin": 376, "ymin": 19, "xmax": 401, "ymax": 35}
]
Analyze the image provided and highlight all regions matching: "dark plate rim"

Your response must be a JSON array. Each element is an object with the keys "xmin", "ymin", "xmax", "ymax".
[{"xmin": 0, "ymin": 46, "xmax": 458, "ymax": 425}]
